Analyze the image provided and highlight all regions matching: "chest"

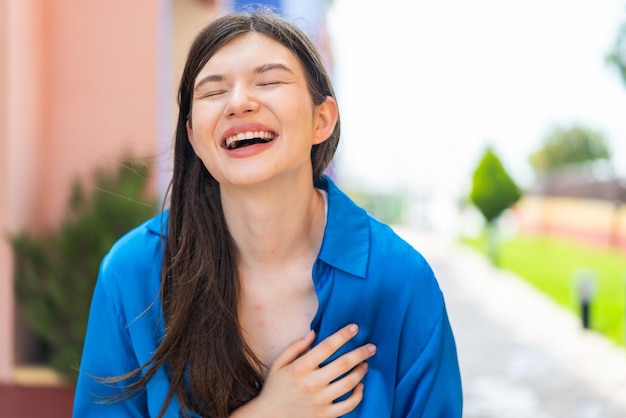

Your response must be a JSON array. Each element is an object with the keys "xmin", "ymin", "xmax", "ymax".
[{"xmin": 239, "ymin": 271, "xmax": 318, "ymax": 372}]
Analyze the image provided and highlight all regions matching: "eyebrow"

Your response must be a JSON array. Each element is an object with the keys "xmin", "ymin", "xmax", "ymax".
[
  {"xmin": 194, "ymin": 74, "xmax": 224, "ymax": 92},
  {"xmin": 252, "ymin": 62, "xmax": 294, "ymax": 75},
  {"xmin": 194, "ymin": 62, "xmax": 294, "ymax": 92}
]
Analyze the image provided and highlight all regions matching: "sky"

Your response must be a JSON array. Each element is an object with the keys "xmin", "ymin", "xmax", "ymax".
[{"xmin": 326, "ymin": 0, "xmax": 626, "ymax": 205}]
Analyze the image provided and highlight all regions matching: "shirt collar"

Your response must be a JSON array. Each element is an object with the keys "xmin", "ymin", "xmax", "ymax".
[
  {"xmin": 145, "ymin": 175, "xmax": 371, "ymax": 279},
  {"xmin": 317, "ymin": 175, "xmax": 370, "ymax": 279}
]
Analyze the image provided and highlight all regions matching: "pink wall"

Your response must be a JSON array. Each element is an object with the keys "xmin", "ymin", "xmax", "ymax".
[
  {"xmin": 37, "ymin": 0, "xmax": 159, "ymax": 228},
  {"xmin": 1, "ymin": 0, "xmax": 162, "ymax": 382},
  {"xmin": 1, "ymin": 0, "xmax": 46, "ymax": 384},
  {"xmin": 0, "ymin": 0, "xmax": 12, "ymax": 385}
]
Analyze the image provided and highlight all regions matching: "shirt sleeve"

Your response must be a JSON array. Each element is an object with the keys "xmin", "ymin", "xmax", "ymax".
[
  {"xmin": 392, "ymin": 306, "xmax": 463, "ymax": 418},
  {"xmin": 72, "ymin": 260, "xmax": 149, "ymax": 417}
]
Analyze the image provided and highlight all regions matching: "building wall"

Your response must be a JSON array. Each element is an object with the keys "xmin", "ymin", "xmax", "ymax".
[
  {"xmin": 38, "ymin": 0, "xmax": 160, "ymax": 228},
  {"xmin": 0, "ymin": 0, "xmax": 165, "ymax": 383},
  {"xmin": 515, "ymin": 196, "xmax": 626, "ymax": 252},
  {"xmin": 0, "ymin": 0, "xmax": 46, "ymax": 384}
]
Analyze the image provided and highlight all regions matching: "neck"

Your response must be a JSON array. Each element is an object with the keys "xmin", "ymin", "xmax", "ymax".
[{"xmin": 220, "ymin": 175, "xmax": 326, "ymax": 273}]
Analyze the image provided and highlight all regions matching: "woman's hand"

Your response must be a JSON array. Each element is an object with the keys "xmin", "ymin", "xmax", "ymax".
[{"xmin": 231, "ymin": 324, "xmax": 376, "ymax": 418}]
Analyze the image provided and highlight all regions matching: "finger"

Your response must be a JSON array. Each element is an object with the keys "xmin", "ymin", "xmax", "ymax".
[
  {"xmin": 324, "ymin": 362, "xmax": 368, "ymax": 398},
  {"xmin": 271, "ymin": 330, "xmax": 316, "ymax": 370},
  {"xmin": 327, "ymin": 382, "xmax": 365, "ymax": 417},
  {"xmin": 318, "ymin": 343, "xmax": 376, "ymax": 384},
  {"xmin": 305, "ymin": 323, "xmax": 359, "ymax": 366}
]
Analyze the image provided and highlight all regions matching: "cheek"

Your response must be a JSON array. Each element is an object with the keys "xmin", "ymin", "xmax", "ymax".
[
  {"xmin": 189, "ymin": 110, "xmax": 222, "ymax": 148},
  {"xmin": 191, "ymin": 101, "xmax": 222, "ymax": 128},
  {"xmin": 188, "ymin": 127, "xmax": 220, "ymax": 173},
  {"xmin": 288, "ymin": 102, "xmax": 315, "ymax": 131}
]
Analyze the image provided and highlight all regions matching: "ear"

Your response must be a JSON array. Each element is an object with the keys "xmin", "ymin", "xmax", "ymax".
[
  {"xmin": 312, "ymin": 96, "xmax": 338, "ymax": 145},
  {"xmin": 186, "ymin": 119, "xmax": 199, "ymax": 154}
]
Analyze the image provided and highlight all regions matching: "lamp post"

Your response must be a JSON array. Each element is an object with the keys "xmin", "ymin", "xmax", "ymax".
[{"xmin": 575, "ymin": 268, "xmax": 597, "ymax": 330}]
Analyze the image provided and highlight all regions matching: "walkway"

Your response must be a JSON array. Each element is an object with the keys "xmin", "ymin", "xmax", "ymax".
[{"xmin": 394, "ymin": 226, "xmax": 626, "ymax": 418}]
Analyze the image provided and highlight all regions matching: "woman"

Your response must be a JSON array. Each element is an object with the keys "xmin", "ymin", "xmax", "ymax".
[{"xmin": 73, "ymin": 10, "xmax": 462, "ymax": 418}]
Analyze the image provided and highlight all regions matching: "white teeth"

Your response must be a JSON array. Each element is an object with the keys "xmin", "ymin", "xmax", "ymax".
[{"xmin": 225, "ymin": 131, "xmax": 274, "ymax": 149}]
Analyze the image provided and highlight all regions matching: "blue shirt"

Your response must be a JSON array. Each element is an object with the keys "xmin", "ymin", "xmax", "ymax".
[{"xmin": 73, "ymin": 176, "xmax": 463, "ymax": 417}]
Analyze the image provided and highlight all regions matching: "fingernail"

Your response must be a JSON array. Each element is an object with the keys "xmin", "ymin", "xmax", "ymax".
[
  {"xmin": 348, "ymin": 324, "xmax": 358, "ymax": 334},
  {"xmin": 303, "ymin": 330, "xmax": 315, "ymax": 339},
  {"xmin": 367, "ymin": 344, "xmax": 377, "ymax": 355}
]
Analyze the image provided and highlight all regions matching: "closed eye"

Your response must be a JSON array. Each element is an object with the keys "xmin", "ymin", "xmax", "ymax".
[
  {"xmin": 199, "ymin": 90, "xmax": 227, "ymax": 98},
  {"xmin": 258, "ymin": 81, "xmax": 285, "ymax": 87}
]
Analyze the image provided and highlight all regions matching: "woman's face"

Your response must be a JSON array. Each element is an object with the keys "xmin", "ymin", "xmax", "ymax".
[{"xmin": 187, "ymin": 32, "xmax": 337, "ymax": 188}]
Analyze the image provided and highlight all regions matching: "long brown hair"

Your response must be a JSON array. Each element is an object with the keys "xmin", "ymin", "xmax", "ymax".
[{"xmin": 109, "ymin": 10, "xmax": 340, "ymax": 417}]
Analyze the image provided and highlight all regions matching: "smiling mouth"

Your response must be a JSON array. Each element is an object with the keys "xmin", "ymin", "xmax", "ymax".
[{"xmin": 224, "ymin": 131, "xmax": 276, "ymax": 150}]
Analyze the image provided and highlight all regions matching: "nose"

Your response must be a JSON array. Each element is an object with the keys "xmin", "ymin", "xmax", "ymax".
[{"xmin": 223, "ymin": 84, "xmax": 259, "ymax": 117}]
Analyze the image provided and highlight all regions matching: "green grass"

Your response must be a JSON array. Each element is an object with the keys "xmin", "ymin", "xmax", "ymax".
[{"xmin": 461, "ymin": 232, "xmax": 626, "ymax": 346}]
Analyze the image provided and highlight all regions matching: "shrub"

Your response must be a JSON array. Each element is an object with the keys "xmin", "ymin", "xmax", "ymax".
[
  {"xmin": 470, "ymin": 146, "xmax": 522, "ymax": 224},
  {"xmin": 469, "ymin": 146, "xmax": 522, "ymax": 263},
  {"xmin": 11, "ymin": 159, "xmax": 159, "ymax": 382}
]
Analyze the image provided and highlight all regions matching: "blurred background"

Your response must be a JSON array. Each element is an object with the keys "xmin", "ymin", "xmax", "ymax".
[
  {"xmin": 1, "ymin": 0, "xmax": 626, "ymax": 416},
  {"xmin": 328, "ymin": 0, "xmax": 626, "ymax": 234}
]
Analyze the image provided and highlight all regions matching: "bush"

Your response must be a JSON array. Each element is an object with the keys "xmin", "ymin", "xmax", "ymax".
[
  {"xmin": 470, "ymin": 147, "xmax": 522, "ymax": 224},
  {"xmin": 469, "ymin": 147, "xmax": 522, "ymax": 264},
  {"xmin": 11, "ymin": 159, "xmax": 159, "ymax": 382}
]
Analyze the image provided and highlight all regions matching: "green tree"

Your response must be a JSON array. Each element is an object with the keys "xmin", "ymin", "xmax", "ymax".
[
  {"xmin": 11, "ymin": 159, "xmax": 158, "ymax": 381},
  {"xmin": 470, "ymin": 147, "xmax": 522, "ymax": 224},
  {"xmin": 529, "ymin": 125, "xmax": 611, "ymax": 172},
  {"xmin": 470, "ymin": 146, "xmax": 522, "ymax": 263}
]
